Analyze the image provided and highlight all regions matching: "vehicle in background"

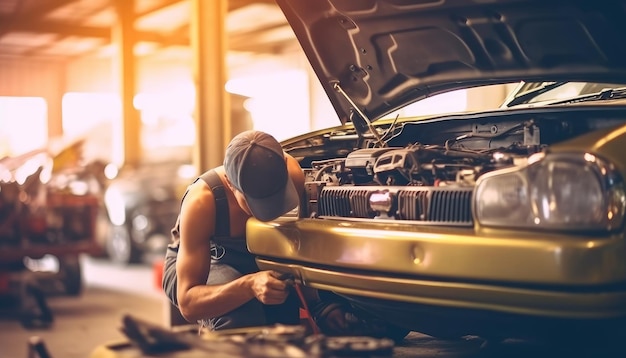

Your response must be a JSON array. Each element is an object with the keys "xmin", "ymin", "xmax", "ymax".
[
  {"xmin": 98, "ymin": 93, "xmax": 252, "ymax": 265},
  {"xmin": 100, "ymin": 157, "xmax": 195, "ymax": 265},
  {"xmin": 0, "ymin": 140, "xmax": 105, "ymax": 297},
  {"xmin": 246, "ymin": 0, "xmax": 626, "ymax": 346}
]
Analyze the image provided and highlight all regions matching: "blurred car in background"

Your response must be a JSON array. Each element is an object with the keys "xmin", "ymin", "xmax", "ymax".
[
  {"xmin": 100, "ymin": 158, "xmax": 195, "ymax": 265},
  {"xmin": 96, "ymin": 93, "xmax": 251, "ymax": 266}
]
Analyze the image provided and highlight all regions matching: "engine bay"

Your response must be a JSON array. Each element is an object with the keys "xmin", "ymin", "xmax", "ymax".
[{"xmin": 285, "ymin": 107, "xmax": 626, "ymax": 221}]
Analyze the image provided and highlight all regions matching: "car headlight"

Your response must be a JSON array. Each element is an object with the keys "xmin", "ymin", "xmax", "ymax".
[{"xmin": 474, "ymin": 152, "xmax": 625, "ymax": 231}]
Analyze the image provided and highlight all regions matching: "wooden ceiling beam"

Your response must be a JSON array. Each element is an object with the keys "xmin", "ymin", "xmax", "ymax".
[
  {"xmin": 136, "ymin": 0, "xmax": 185, "ymax": 18},
  {"xmin": 2, "ymin": 21, "xmax": 109, "ymax": 37},
  {"xmin": 0, "ymin": 0, "xmax": 77, "ymax": 38},
  {"xmin": 18, "ymin": 0, "xmax": 78, "ymax": 20},
  {"xmin": 228, "ymin": 0, "xmax": 276, "ymax": 11},
  {"xmin": 2, "ymin": 20, "xmax": 291, "ymax": 48}
]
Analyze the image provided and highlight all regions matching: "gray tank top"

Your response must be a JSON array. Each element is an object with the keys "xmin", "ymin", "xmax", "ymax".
[{"xmin": 168, "ymin": 169, "xmax": 257, "ymax": 274}]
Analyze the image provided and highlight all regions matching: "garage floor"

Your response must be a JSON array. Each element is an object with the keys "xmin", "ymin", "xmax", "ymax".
[
  {"xmin": 0, "ymin": 256, "xmax": 164, "ymax": 358},
  {"xmin": 0, "ymin": 256, "xmax": 616, "ymax": 358},
  {"xmin": 0, "ymin": 256, "xmax": 472, "ymax": 358}
]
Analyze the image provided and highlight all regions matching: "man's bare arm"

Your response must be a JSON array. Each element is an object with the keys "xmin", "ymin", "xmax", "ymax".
[{"xmin": 175, "ymin": 181, "xmax": 289, "ymax": 322}]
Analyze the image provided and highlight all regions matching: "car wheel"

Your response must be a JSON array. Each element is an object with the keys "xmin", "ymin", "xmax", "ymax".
[
  {"xmin": 58, "ymin": 256, "xmax": 82, "ymax": 296},
  {"xmin": 106, "ymin": 224, "xmax": 140, "ymax": 265},
  {"xmin": 141, "ymin": 232, "xmax": 170, "ymax": 264},
  {"xmin": 92, "ymin": 209, "xmax": 111, "ymax": 258}
]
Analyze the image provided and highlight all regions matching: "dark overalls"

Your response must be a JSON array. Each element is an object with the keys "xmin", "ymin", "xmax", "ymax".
[{"xmin": 161, "ymin": 169, "xmax": 300, "ymax": 330}]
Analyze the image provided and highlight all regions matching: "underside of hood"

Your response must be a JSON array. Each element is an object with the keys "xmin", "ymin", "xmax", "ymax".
[{"xmin": 276, "ymin": 0, "xmax": 626, "ymax": 124}]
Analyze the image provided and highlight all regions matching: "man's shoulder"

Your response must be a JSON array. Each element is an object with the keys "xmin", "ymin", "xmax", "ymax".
[
  {"xmin": 183, "ymin": 179, "xmax": 214, "ymax": 209},
  {"xmin": 190, "ymin": 166, "xmax": 229, "ymax": 197}
]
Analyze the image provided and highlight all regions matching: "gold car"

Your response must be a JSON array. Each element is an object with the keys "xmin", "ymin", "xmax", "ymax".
[{"xmin": 248, "ymin": 0, "xmax": 626, "ymax": 342}]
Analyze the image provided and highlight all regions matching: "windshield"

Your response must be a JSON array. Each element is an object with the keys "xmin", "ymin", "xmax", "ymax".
[{"xmin": 503, "ymin": 82, "xmax": 626, "ymax": 107}]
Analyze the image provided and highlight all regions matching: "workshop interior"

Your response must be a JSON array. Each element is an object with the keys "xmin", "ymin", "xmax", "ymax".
[{"xmin": 3, "ymin": 0, "xmax": 626, "ymax": 357}]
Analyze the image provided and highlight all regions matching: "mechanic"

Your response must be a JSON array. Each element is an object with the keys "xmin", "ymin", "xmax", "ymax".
[{"xmin": 161, "ymin": 130, "xmax": 356, "ymax": 334}]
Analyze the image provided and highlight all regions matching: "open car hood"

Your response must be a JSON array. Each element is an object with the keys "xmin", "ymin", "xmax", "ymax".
[{"xmin": 277, "ymin": 0, "xmax": 626, "ymax": 125}]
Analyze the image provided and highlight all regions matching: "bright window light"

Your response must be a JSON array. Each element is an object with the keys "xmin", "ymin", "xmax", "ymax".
[
  {"xmin": 385, "ymin": 89, "xmax": 468, "ymax": 119},
  {"xmin": 0, "ymin": 96, "xmax": 48, "ymax": 157},
  {"xmin": 62, "ymin": 92, "xmax": 120, "ymax": 138},
  {"xmin": 133, "ymin": 82, "xmax": 196, "ymax": 149},
  {"xmin": 62, "ymin": 92, "xmax": 120, "ymax": 163},
  {"xmin": 226, "ymin": 70, "xmax": 309, "ymax": 141}
]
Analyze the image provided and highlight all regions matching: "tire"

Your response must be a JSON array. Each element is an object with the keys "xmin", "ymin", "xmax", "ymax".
[
  {"xmin": 142, "ymin": 232, "xmax": 170, "ymax": 264},
  {"xmin": 92, "ymin": 210, "xmax": 112, "ymax": 258},
  {"xmin": 106, "ymin": 224, "xmax": 140, "ymax": 265},
  {"xmin": 58, "ymin": 256, "xmax": 82, "ymax": 296}
]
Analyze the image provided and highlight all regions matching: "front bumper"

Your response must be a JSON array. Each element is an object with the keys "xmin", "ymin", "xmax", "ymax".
[{"xmin": 247, "ymin": 217, "xmax": 626, "ymax": 319}]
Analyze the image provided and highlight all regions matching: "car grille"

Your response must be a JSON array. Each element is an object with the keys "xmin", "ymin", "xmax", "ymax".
[{"xmin": 317, "ymin": 186, "xmax": 473, "ymax": 226}]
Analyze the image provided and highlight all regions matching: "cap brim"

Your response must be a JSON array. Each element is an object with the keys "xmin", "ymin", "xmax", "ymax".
[{"xmin": 244, "ymin": 177, "xmax": 300, "ymax": 222}]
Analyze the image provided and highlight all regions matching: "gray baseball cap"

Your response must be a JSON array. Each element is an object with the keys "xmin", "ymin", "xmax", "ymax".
[{"xmin": 224, "ymin": 130, "xmax": 299, "ymax": 221}]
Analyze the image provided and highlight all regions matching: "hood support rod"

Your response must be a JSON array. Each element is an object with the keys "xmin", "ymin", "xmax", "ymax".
[{"xmin": 333, "ymin": 82, "xmax": 385, "ymax": 147}]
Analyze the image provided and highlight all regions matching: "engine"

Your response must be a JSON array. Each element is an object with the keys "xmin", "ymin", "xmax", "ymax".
[
  {"xmin": 306, "ymin": 142, "xmax": 540, "ymax": 188},
  {"xmin": 290, "ymin": 107, "xmax": 626, "ymax": 224},
  {"xmin": 301, "ymin": 142, "xmax": 544, "ymax": 224},
  {"xmin": 299, "ymin": 117, "xmax": 553, "ymax": 224}
]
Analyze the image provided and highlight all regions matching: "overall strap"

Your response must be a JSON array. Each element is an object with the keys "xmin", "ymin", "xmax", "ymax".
[{"xmin": 199, "ymin": 170, "xmax": 230, "ymax": 238}]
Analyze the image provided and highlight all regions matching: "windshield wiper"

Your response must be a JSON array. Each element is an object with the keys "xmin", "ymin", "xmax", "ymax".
[
  {"xmin": 546, "ymin": 87, "xmax": 626, "ymax": 106},
  {"xmin": 505, "ymin": 81, "xmax": 569, "ymax": 107}
]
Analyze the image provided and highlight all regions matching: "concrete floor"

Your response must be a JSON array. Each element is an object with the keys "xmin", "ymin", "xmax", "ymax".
[
  {"xmin": 1, "ymin": 256, "xmax": 624, "ymax": 358},
  {"xmin": 0, "ymin": 256, "xmax": 476, "ymax": 358},
  {"xmin": 0, "ymin": 256, "xmax": 164, "ymax": 358}
]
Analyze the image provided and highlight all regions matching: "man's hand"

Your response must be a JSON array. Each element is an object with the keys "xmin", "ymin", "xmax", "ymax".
[
  {"xmin": 248, "ymin": 270, "xmax": 291, "ymax": 305},
  {"xmin": 311, "ymin": 300, "xmax": 353, "ymax": 335},
  {"xmin": 311, "ymin": 300, "xmax": 393, "ymax": 338},
  {"xmin": 316, "ymin": 302, "xmax": 350, "ymax": 333}
]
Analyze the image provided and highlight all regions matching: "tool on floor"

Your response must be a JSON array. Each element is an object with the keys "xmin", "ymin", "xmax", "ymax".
[
  {"xmin": 116, "ymin": 314, "xmax": 394, "ymax": 357},
  {"xmin": 27, "ymin": 336, "xmax": 53, "ymax": 358}
]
